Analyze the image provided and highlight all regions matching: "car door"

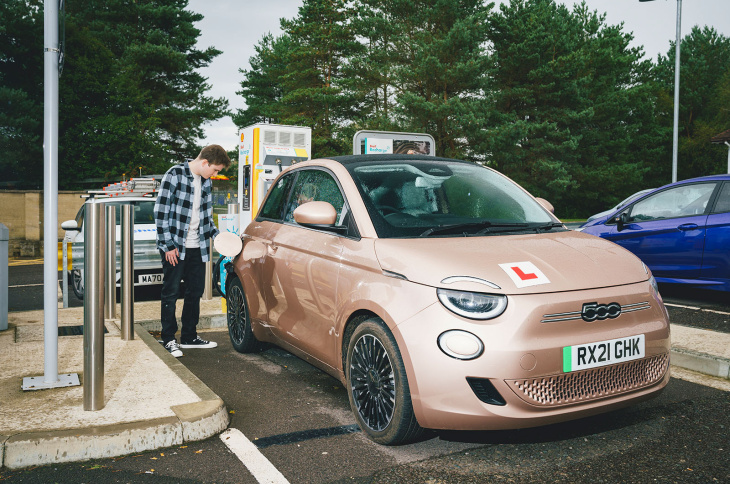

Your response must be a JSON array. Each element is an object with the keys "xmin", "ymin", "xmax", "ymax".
[
  {"xmin": 605, "ymin": 182, "xmax": 718, "ymax": 280},
  {"xmin": 700, "ymin": 181, "xmax": 730, "ymax": 284},
  {"xmin": 261, "ymin": 168, "xmax": 353, "ymax": 369}
]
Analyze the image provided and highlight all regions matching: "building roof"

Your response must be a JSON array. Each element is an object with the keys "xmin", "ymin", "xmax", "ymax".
[{"xmin": 710, "ymin": 128, "xmax": 730, "ymax": 144}]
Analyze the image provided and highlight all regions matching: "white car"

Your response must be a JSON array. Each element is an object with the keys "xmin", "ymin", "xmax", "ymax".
[{"xmin": 61, "ymin": 196, "xmax": 162, "ymax": 299}]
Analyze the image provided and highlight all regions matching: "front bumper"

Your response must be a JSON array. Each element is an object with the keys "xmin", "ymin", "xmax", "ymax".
[{"xmin": 393, "ymin": 281, "xmax": 671, "ymax": 431}]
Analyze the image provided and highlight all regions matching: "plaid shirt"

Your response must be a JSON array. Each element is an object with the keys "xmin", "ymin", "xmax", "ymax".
[{"xmin": 154, "ymin": 161, "xmax": 218, "ymax": 262}]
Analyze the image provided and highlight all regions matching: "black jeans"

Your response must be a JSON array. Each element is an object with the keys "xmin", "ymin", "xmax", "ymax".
[{"xmin": 160, "ymin": 247, "xmax": 205, "ymax": 344}]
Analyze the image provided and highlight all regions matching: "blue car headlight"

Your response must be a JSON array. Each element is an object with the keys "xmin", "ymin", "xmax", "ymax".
[{"xmin": 437, "ymin": 289, "xmax": 507, "ymax": 320}]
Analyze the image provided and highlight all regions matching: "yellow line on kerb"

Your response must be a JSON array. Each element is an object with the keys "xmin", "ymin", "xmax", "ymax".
[{"xmin": 8, "ymin": 259, "xmax": 44, "ymax": 267}]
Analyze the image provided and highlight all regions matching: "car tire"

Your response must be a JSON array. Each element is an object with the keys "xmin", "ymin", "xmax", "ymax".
[
  {"xmin": 346, "ymin": 318, "xmax": 424, "ymax": 445},
  {"xmin": 70, "ymin": 269, "xmax": 84, "ymax": 300},
  {"xmin": 226, "ymin": 276, "xmax": 260, "ymax": 353}
]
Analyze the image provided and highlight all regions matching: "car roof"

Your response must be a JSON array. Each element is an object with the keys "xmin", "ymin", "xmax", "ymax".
[
  {"xmin": 318, "ymin": 154, "xmax": 474, "ymax": 167},
  {"xmin": 668, "ymin": 174, "xmax": 730, "ymax": 185}
]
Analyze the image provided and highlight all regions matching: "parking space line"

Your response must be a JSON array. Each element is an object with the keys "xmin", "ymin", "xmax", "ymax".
[{"xmin": 220, "ymin": 428, "xmax": 290, "ymax": 484}]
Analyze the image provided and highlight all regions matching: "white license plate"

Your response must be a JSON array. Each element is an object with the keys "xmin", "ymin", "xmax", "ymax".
[
  {"xmin": 137, "ymin": 273, "xmax": 163, "ymax": 285},
  {"xmin": 563, "ymin": 334, "xmax": 645, "ymax": 372}
]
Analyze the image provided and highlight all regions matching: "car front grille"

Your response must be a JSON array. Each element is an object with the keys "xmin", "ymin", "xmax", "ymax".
[{"xmin": 505, "ymin": 353, "xmax": 669, "ymax": 407}]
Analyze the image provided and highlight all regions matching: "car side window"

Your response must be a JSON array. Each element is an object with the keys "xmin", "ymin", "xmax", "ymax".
[
  {"xmin": 259, "ymin": 174, "xmax": 295, "ymax": 221},
  {"xmin": 284, "ymin": 170, "xmax": 346, "ymax": 224},
  {"xmin": 711, "ymin": 183, "xmax": 730, "ymax": 214},
  {"xmin": 628, "ymin": 183, "xmax": 716, "ymax": 222}
]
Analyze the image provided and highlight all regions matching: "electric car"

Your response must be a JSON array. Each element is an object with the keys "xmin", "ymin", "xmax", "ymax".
[
  {"xmin": 224, "ymin": 155, "xmax": 671, "ymax": 445},
  {"xmin": 580, "ymin": 174, "xmax": 730, "ymax": 292}
]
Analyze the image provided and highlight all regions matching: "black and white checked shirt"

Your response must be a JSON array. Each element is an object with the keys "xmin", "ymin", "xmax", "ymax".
[{"xmin": 154, "ymin": 161, "xmax": 218, "ymax": 262}]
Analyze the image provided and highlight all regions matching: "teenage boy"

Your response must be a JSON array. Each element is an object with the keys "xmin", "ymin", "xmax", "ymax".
[{"xmin": 154, "ymin": 144, "xmax": 231, "ymax": 357}]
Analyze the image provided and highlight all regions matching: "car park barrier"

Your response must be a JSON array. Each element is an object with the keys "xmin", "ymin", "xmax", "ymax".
[
  {"xmin": 83, "ymin": 198, "xmax": 105, "ymax": 411},
  {"xmin": 105, "ymin": 206, "xmax": 116, "ymax": 320},
  {"xmin": 1, "ymin": 223, "xmax": 8, "ymax": 331},
  {"xmin": 120, "ymin": 204, "xmax": 134, "ymax": 340}
]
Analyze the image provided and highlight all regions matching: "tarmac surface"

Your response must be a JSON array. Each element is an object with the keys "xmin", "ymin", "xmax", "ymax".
[{"xmin": 1, "ymin": 294, "xmax": 729, "ymax": 470}]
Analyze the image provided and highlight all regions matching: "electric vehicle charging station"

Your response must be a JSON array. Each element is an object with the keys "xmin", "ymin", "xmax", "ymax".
[
  {"xmin": 352, "ymin": 130, "xmax": 436, "ymax": 156},
  {"xmin": 237, "ymin": 124, "xmax": 312, "ymax": 230}
]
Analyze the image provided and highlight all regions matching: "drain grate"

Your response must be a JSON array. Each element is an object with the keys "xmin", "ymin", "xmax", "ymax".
[{"xmin": 58, "ymin": 325, "xmax": 109, "ymax": 336}]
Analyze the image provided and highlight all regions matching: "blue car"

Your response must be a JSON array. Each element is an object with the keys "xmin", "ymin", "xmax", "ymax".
[{"xmin": 579, "ymin": 174, "xmax": 730, "ymax": 292}]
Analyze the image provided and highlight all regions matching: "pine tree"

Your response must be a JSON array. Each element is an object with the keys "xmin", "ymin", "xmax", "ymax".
[
  {"xmin": 655, "ymin": 26, "xmax": 730, "ymax": 179},
  {"xmin": 484, "ymin": 0, "xmax": 661, "ymax": 216}
]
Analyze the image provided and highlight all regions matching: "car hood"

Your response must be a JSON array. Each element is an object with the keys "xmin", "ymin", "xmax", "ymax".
[{"xmin": 373, "ymin": 231, "xmax": 648, "ymax": 295}]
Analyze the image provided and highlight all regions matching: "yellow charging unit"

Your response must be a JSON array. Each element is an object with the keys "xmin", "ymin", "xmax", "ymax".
[{"xmin": 237, "ymin": 124, "xmax": 312, "ymax": 229}]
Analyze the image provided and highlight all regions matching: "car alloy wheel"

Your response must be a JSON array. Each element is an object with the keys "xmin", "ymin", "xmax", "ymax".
[
  {"xmin": 346, "ymin": 318, "xmax": 424, "ymax": 445},
  {"xmin": 71, "ymin": 269, "xmax": 84, "ymax": 300},
  {"xmin": 226, "ymin": 276, "xmax": 260, "ymax": 353}
]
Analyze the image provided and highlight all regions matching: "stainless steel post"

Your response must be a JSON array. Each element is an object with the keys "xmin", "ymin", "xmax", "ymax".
[
  {"xmin": 203, "ymin": 248, "xmax": 213, "ymax": 300},
  {"xmin": 62, "ymin": 239, "xmax": 68, "ymax": 308},
  {"xmin": 84, "ymin": 199, "xmax": 105, "ymax": 410},
  {"xmin": 120, "ymin": 204, "xmax": 134, "ymax": 340},
  {"xmin": 105, "ymin": 205, "xmax": 116, "ymax": 320},
  {"xmin": 0, "ymin": 224, "xmax": 8, "ymax": 331}
]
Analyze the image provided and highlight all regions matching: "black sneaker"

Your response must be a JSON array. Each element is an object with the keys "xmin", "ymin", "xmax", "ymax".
[
  {"xmin": 164, "ymin": 340, "xmax": 183, "ymax": 358},
  {"xmin": 180, "ymin": 337, "xmax": 218, "ymax": 349}
]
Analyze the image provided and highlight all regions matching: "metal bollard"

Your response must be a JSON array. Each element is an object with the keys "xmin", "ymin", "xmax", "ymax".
[
  {"xmin": 105, "ymin": 205, "xmax": 116, "ymax": 320},
  {"xmin": 120, "ymin": 205, "xmax": 134, "ymax": 340},
  {"xmin": 0, "ymin": 223, "xmax": 8, "ymax": 331},
  {"xmin": 62, "ymin": 239, "xmax": 68, "ymax": 308},
  {"xmin": 84, "ymin": 199, "xmax": 105, "ymax": 410},
  {"xmin": 203, "ymin": 248, "xmax": 213, "ymax": 301}
]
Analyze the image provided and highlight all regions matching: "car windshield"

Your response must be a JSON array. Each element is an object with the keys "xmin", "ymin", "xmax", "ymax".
[{"xmin": 349, "ymin": 159, "xmax": 555, "ymax": 238}]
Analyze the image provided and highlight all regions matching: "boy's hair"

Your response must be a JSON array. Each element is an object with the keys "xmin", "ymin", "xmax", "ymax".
[{"xmin": 198, "ymin": 144, "xmax": 231, "ymax": 169}]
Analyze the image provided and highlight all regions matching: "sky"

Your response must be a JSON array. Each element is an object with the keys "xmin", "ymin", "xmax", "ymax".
[{"xmin": 186, "ymin": 0, "xmax": 730, "ymax": 152}]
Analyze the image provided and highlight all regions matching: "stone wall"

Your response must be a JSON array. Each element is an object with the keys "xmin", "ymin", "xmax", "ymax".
[{"xmin": 0, "ymin": 191, "xmax": 86, "ymax": 258}]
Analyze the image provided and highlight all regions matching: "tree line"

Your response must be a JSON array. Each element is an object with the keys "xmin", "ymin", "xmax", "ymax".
[{"xmin": 2, "ymin": 0, "xmax": 729, "ymax": 217}]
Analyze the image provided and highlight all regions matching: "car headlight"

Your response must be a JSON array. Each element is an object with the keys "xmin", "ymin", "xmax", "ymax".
[
  {"xmin": 437, "ymin": 288, "xmax": 507, "ymax": 320},
  {"xmin": 438, "ymin": 330, "xmax": 484, "ymax": 360}
]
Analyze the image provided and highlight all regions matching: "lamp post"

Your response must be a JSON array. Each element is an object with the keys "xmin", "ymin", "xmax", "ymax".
[{"xmin": 641, "ymin": 0, "xmax": 681, "ymax": 183}]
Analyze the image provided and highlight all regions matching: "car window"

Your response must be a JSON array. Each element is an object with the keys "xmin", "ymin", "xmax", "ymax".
[
  {"xmin": 284, "ymin": 169, "xmax": 346, "ymax": 223},
  {"xmin": 711, "ymin": 183, "xmax": 730, "ymax": 214},
  {"xmin": 72, "ymin": 200, "xmax": 155, "ymax": 229},
  {"xmin": 259, "ymin": 173, "xmax": 295, "ymax": 221},
  {"xmin": 628, "ymin": 183, "xmax": 716, "ymax": 222},
  {"xmin": 350, "ymin": 160, "xmax": 553, "ymax": 238}
]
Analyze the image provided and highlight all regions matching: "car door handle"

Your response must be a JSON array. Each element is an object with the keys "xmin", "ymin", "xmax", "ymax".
[{"xmin": 677, "ymin": 223, "xmax": 699, "ymax": 231}]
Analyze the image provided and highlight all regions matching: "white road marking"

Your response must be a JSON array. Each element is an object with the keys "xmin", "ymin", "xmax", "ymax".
[
  {"xmin": 220, "ymin": 428, "xmax": 290, "ymax": 484},
  {"xmin": 9, "ymin": 283, "xmax": 45, "ymax": 288}
]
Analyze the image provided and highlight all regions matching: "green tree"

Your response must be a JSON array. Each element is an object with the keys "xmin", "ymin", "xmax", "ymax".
[
  {"xmin": 484, "ymin": 0, "xmax": 662, "ymax": 216},
  {"xmin": 57, "ymin": 0, "xmax": 229, "ymax": 187},
  {"xmin": 0, "ymin": 0, "xmax": 43, "ymax": 188},
  {"xmin": 387, "ymin": 0, "xmax": 493, "ymax": 158},
  {"xmin": 655, "ymin": 26, "xmax": 730, "ymax": 180},
  {"xmin": 277, "ymin": 0, "xmax": 362, "ymax": 157},
  {"xmin": 233, "ymin": 33, "xmax": 292, "ymax": 128}
]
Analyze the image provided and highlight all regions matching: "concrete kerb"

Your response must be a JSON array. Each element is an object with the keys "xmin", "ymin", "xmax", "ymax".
[
  {"xmin": 670, "ymin": 347, "xmax": 730, "ymax": 380},
  {"xmin": 0, "ymin": 323, "xmax": 229, "ymax": 470}
]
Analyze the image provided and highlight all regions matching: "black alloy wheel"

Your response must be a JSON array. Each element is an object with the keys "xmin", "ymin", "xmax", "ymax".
[
  {"xmin": 346, "ymin": 318, "xmax": 424, "ymax": 445},
  {"xmin": 226, "ymin": 276, "xmax": 259, "ymax": 353}
]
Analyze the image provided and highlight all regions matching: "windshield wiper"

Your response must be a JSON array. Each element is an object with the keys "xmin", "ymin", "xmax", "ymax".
[
  {"xmin": 419, "ymin": 221, "xmax": 530, "ymax": 237},
  {"xmin": 534, "ymin": 222, "xmax": 566, "ymax": 233}
]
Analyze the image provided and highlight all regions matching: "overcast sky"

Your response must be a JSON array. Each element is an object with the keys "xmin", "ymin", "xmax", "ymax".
[{"xmin": 186, "ymin": 0, "xmax": 730, "ymax": 152}]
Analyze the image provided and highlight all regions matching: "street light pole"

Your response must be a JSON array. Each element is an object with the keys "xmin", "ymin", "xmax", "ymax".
[
  {"xmin": 671, "ymin": 0, "xmax": 682, "ymax": 183},
  {"xmin": 640, "ymin": 0, "xmax": 682, "ymax": 183}
]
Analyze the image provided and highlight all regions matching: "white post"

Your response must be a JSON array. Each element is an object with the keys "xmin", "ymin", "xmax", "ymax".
[{"xmin": 671, "ymin": 0, "xmax": 682, "ymax": 183}]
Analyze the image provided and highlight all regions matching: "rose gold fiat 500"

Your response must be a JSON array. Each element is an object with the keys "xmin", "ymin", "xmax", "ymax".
[{"xmin": 224, "ymin": 154, "xmax": 670, "ymax": 445}]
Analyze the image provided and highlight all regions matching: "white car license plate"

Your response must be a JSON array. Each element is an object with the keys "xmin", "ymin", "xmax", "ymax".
[
  {"xmin": 138, "ymin": 273, "xmax": 163, "ymax": 285},
  {"xmin": 563, "ymin": 334, "xmax": 645, "ymax": 372}
]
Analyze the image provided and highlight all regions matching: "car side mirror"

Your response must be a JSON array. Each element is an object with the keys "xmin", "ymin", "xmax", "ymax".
[
  {"xmin": 614, "ymin": 212, "xmax": 629, "ymax": 232},
  {"xmin": 61, "ymin": 220, "xmax": 79, "ymax": 231},
  {"xmin": 293, "ymin": 201, "xmax": 348, "ymax": 234},
  {"xmin": 535, "ymin": 197, "xmax": 554, "ymax": 214}
]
